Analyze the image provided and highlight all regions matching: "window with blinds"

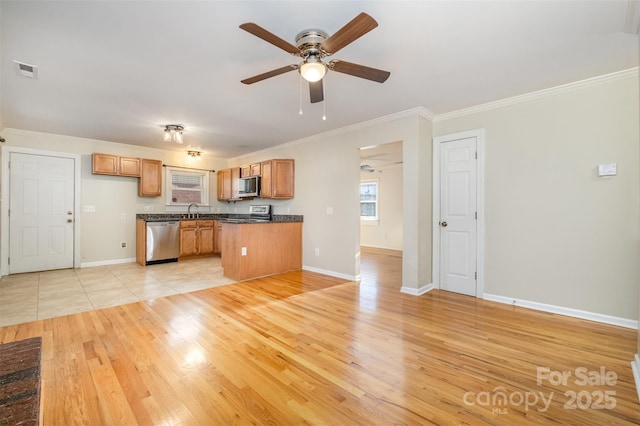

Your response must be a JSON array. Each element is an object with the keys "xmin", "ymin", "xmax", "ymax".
[
  {"xmin": 360, "ymin": 179, "xmax": 379, "ymax": 221},
  {"xmin": 165, "ymin": 166, "xmax": 210, "ymax": 206}
]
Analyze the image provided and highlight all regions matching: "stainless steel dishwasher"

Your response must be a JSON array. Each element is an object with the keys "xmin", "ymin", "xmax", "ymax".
[{"xmin": 146, "ymin": 221, "xmax": 180, "ymax": 264}]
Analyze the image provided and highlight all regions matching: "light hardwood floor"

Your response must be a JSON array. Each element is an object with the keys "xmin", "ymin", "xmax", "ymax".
[{"xmin": 1, "ymin": 248, "xmax": 638, "ymax": 424}]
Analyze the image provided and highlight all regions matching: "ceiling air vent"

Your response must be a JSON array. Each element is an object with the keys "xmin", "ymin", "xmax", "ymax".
[{"xmin": 13, "ymin": 60, "xmax": 38, "ymax": 79}]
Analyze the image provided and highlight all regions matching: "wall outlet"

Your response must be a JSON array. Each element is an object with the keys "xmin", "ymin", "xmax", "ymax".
[
  {"xmin": 121, "ymin": 242, "xmax": 126, "ymax": 248},
  {"xmin": 326, "ymin": 207, "xmax": 333, "ymax": 214},
  {"xmin": 241, "ymin": 247, "xmax": 247, "ymax": 256},
  {"xmin": 83, "ymin": 205, "xmax": 96, "ymax": 212},
  {"xmin": 143, "ymin": 206, "xmax": 153, "ymax": 212},
  {"xmin": 314, "ymin": 248, "xmax": 320, "ymax": 256},
  {"xmin": 120, "ymin": 213, "xmax": 126, "ymax": 220}
]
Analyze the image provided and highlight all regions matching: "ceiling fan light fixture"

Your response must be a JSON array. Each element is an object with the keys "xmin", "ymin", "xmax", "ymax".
[{"xmin": 300, "ymin": 57, "xmax": 326, "ymax": 82}]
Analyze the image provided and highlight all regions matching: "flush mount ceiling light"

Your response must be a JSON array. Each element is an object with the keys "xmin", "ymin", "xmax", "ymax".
[{"xmin": 163, "ymin": 124, "xmax": 184, "ymax": 144}]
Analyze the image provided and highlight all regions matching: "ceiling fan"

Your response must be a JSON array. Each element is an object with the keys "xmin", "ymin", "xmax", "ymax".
[{"xmin": 239, "ymin": 12, "xmax": 390, "ymax": 104}]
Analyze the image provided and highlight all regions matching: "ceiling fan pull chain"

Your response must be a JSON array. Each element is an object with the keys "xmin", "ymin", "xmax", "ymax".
[{"xmin": 322, "ymin": 77, "xmax": 327, "ymax": 121}]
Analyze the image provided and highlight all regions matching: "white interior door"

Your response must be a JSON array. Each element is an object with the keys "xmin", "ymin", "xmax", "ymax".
[
  {"xmin": 440, "ymin": 137, "xmax": 477, "ymax": 296},
  {"xmin": 9, "ymin": 152, "xmax": 75, "ymax": 273}
]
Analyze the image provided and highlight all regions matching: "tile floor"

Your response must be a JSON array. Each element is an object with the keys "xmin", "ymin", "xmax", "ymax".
[{"xmin": 0, "ymin": 256, "xmax": 236, "ymax": 327}]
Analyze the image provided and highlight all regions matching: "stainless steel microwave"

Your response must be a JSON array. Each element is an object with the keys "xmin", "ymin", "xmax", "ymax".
[{"xmin": 238, "ymin": 176, "xmax": 260, "ymax": 197}]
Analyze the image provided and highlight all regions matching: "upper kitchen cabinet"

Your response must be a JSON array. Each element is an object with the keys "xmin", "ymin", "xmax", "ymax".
[
  {"xmin": 92, "ymin": 153, "xmax": 140, "ymax": 177},
  {"xmin": 139, "ymin": 159, "xmax": 162, "ymax": 197},
  {"xmin": 241, "ymin": 163, "xmax": 262, "ymax": 177},
  {"xmin": 217, "ymin": 167, "xmax": 241, "ymax": 201},
  {"xmin": 260, "ymin": 159, "xmax": 294, "ymax": 199},
  {"xmin": 93, "ymin": 153, "xmax": 162, "ymax": 197}
]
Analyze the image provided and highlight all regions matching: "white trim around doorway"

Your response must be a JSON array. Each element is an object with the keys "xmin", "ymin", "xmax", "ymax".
[
  {"xmin": 1, "ymin": 146, "xmax": 82, "ymax": 276},
  {"xmin": 432, "ymin": 129, "xmax": 485, "ymax": 297}
]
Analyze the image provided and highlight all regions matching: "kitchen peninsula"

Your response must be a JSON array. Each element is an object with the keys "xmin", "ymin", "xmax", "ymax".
[{"xmin": 136, "ymin": 212, "xmax": 302, "ymax": 281}]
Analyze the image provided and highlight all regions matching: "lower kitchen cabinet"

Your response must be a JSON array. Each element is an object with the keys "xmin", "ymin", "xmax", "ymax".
[
  {"xmin": 220, "ymin": 222, "xmax": 301, "ymax": 281},
  {"xmin": 179, "ymin": 220, "xmax": 215, "ymax": 258},
  {"xmin": 213, "ymin": 220, "xmax": 222, "ymax": 254}
]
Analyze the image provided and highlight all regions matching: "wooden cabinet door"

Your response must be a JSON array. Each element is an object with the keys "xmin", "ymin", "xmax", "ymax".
[
  {"xmin": 231, "ymin": 167, "xmax": 241, "ymax": 200},
  {"xmin": 260, "ymin": 159, "xmax": 294, "ymax": 199},
  {"xmin": 119, "ymin": 156, "xmax": 141, "ymax": 177},
  {"xmin": 179, "ymin": 222, "xmax": 198, "ymax": 257},
  {"xmin": 92, "ymin": 153, "xmax": 118, "ymax": 175},
  {"xmin": 250, "ymin": 163, "xmax": 261, "ymax": 176},
  {"xmin": 260, "ymin": 161, "xmax": 272, "ymax": 198},
  {"xmin": 217, "ymin": 169, "xmax": 232, "ymax": 200},
  {"xmin": 198, "ymin": 221, "xmax": 214, "ymax": 255},
  {"xmin": 272, "ymin": 159, "xmax": 294, "ymax": 198},
  {"xmin": 213, "ymin": 220, "xmax": 221, "ymax": 254},
  {"xmin": 240, "ymin": 165, "xmax": 251, "ymax": 177},
  {"xmin": 139, "ymin": 159, "xmax": 162, "ymax": 197}
]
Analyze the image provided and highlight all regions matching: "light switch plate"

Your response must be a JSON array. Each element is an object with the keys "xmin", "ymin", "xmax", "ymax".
[{"xmin": 598, "ymin": 163, "xmax": 617, "ymax": 177}]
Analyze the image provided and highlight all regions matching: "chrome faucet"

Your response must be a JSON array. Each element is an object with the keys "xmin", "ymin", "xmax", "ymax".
[{"xmin": 187, "ymin": 203, "xmax": 199, "ymax": 219}]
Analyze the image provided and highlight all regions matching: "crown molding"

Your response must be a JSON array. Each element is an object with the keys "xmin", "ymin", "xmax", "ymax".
[
  {"xmin": 434, "ymin": 67, "xmax": 639, "ymax": 122},
  {"xmin": 230, "ymin": 106, "xmax": 435, "ymax": 163}
]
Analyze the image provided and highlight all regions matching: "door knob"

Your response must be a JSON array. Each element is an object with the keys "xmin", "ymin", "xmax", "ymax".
[
  {"xmin": 67, "ymin": 219, "xmax": 73, "ymax": 223},
  {"xmin": 441, "ymin": 221, "xmax": 448, "ymax": 227},
  {"xmin": 67, "ymin": 211, "xmax": 73, "ymax": 215}
]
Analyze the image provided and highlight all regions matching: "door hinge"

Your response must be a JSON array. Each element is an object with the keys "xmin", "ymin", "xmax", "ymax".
[
  {"xmin": 7, "ymin": 257, "xmax": 10, "ymax": 265},
  {"xmin": 475, "ymin": 211, "xmax": 477, "ymax": 220},
  {"xmin": 475, "ymin": 272, "xmax": 477, "ymax": 280}
]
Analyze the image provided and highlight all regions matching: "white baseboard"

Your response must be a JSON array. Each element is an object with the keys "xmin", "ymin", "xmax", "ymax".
[
  {"xmin": 80, "ymin": 258, "xmax": 137, "ymax": 268},
  {"xmin": 631, "ymin": 354, "xmax": 640, "ymax": 403},
  {"xmin": 484, "ymin": 293, "xmax": 638, "ymax": 329},
  {"xmin": 401, "ymin": 283, "xmax": 434, "ymax": 296},
  {"xmin": 302, "ymin": 265, "xmax": 356, "ymax": 281},
  {"xmin": 360, "ymin": 244, "xmax": 402, "ymax": 251}
]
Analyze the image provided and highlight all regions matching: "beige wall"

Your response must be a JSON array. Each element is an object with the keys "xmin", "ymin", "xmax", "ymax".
[
  {"xmin": 360, "ymin": 164, "xmax": 403, "ymax": 250},
  {"xmin": 434, "ymin": 72, "xmax": 639, "ymax": 320}
]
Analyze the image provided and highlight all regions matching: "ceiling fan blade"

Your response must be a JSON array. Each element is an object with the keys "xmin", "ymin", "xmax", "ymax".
[
  {"xmin": 309, "ymin": 79, "xmax": 324, "ymax": 103},
  {"xmin": 329, "ymin": 60, "xmax": 390, "ymax": 83},
  {"xmin": 239, "ymin": 22, "xmax": 300, "ymax": 55},
  {"xmin": 241, "ymin": 65, "xmax": 298, "ymax": 85},
  {"xmin": 320, "ymin": 12, "xmax": 378, "ymax": 55}
]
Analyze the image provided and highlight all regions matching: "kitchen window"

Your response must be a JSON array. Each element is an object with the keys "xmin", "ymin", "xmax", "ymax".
[
  {"xmin": 165, "ymin": 166, "xmax": 210, "ymax": 206},
  {"xmin": 360, "ymin": 179, "xmax": 378, "ymax": 221}
]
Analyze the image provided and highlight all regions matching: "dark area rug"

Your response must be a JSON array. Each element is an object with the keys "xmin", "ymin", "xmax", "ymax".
[{"xmin": 0, "ymin": 337, "xmax": 42, "ymax": 426}]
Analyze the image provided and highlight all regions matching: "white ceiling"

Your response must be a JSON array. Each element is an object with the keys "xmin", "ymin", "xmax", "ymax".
[{"xmin": 1, "ymin": 1, "xmax": 638, "ymax": 159}]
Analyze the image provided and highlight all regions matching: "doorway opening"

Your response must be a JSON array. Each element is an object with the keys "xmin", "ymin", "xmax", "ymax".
[{"xmin": 359, "ymin": 141, "xmax": 403, "ymax": 289}]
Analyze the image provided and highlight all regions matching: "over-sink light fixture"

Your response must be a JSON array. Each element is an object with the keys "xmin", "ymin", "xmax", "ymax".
[
  {"xmin": 299, "ymin": 56, "xmax": 326, "ymax": 82},
  {"xmin": 163, "ymin": 124, "xmax": 184, "ymax": 144},
  {"xmin": 186, "ymin": 150, "xmax": 201, "ymax": 161}
]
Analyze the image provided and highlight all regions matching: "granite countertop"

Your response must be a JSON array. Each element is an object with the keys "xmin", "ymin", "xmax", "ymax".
[{"xmin": 136, "ymin": 213, "xmax": 303, "ymax": 223}]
